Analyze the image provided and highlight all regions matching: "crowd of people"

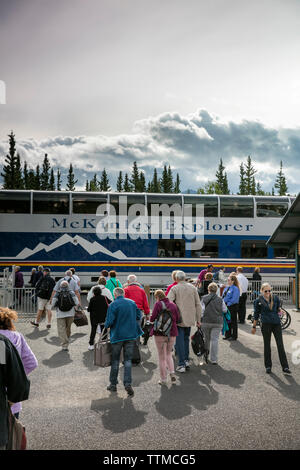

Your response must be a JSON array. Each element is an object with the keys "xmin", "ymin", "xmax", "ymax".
[{"xmin": 0, "ymin": 263, "xmax": 292, "ymax": 449}]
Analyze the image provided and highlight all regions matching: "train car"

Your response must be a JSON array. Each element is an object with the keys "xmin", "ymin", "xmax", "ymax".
[{"xmin": 0, "ymin": 190, "xmax": 296, "ymax": 286}]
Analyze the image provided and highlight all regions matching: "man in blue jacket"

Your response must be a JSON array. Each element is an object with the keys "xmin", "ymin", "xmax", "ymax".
[{"xmin": 104, "ymin": 287, "xmax": 143, "ymax": 397}]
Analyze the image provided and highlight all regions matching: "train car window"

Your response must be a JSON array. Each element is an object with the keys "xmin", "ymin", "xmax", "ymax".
[
  {"xmin": 72, "ymin": 193, "xmax": 107, "ymax": 214},
  {"xmin": 33, "ymin": 193, "xmax": 69, "ymax": 214},
  {"xmin": 220, "ymin": 197, "xmax": 254, "ymax": 217},
  {"xmin": 256, "ymin": 198, "xmax": 288, "ymax": 217},
  {"xmin": 191, "ymin": 239, "xmax": 218, "ymax": 258},
  {"xmin": 241, "ymin": 240, "xmax": 268, "ymax": 258},
  {"xmin": 273, "ymin": 247, "xmax": 294, "ymax": 259},
  {"xmin": 184, "ymin": 195, "xmax": 218, "ymax": 217},
  {"xmin": 0, "ymin": 191, "xmax": 31, "ymax": 213},
  {"xmin": 157, "ymin": 239, "xmax": 185, "ymax": 257},
  {"xmin": 147, "ymin": 195, "xmax": 182, "ymax": 217}
]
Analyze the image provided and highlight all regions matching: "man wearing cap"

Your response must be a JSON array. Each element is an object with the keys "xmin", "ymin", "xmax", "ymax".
[{"xmin": 31, "ymin": 268, "xmax": 55, "ymax": 329}]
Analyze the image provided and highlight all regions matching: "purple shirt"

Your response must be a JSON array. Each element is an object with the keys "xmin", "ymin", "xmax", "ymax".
[
  {"xmin": 0, "ymin": 329, "xmax": 38, "ymax": 414},
  {"xmin": 14, "ymin": 271, "xmax": 24, "ymax": 288},
  {"xmin": 150, "ymin": 298, "xmax": 181, "ymax": 337},
  {"xmin": 197, "ymin": 269, "xmax": 208, "ymax": 282}
]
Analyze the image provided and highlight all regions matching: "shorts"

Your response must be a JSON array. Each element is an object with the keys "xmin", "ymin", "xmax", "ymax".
[{"xmin": 37, "ymin": 297, "xmax": 52, "ymax": 311}]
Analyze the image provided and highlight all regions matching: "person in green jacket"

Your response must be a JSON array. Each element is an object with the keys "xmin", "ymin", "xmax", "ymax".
[{"xmin": 106, "ymin": 271, "xmax": 122, "ymax": 299}]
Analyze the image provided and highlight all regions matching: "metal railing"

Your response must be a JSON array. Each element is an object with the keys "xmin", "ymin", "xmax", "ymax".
[
  {"xmin": 0, "ymin": 287, "xmax": 37, "ymax": 316},
  {"xmin": 148, "ymin": 279, "xmax": 294, "ymax": 310}
]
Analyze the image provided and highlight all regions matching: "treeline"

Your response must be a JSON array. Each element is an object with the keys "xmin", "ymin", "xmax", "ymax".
[
  {"xmin": 0, "ymin": 131, "xmax": 290, "ymax": 195},
  {"xmin": 197, "ymin": 156, "xmax": 289, "ymax": 196},
  {"xmin": 1, "ymin": 131, "xmax": 181, "ymax": 193}
]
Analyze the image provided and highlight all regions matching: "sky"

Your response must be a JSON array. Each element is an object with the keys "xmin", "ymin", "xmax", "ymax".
[{"xmin": 0, "ymin": 0, "xmax": 300, "ymax": 193}]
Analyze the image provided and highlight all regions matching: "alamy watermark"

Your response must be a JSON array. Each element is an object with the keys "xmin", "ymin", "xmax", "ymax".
[
  {"xmin": 292, "ymin": 340, "xmax": 300, "ymax": 365},
  {"xmin": 0, "ymin": 80, "xmax": 6, "ymax": 104},
  {"xmin": 95, "ymin": 196, "xmax": 205, "ymax": 250}
]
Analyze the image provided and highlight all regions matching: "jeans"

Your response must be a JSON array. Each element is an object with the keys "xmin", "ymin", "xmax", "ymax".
[
  {"xmin": 201, "ymin": 325, "xmax": 222, "ymax": 362},
  {"xmin": 261, "ymin": 323, "xmax": 289, "ymax": 370},
  {"xmin": 109, "ymin": 340, "xmax": 135, "ymax": 387},
  {"xmin": 176, "ymin": 327, "xmax": 191, "ymax": 366}
]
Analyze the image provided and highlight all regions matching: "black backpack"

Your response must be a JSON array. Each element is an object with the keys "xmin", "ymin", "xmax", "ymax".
[
  {"xmin": 153, "ymin": 301, "xmax": 173, "ymax": 337},
  {"xmin": 57, "ymin": 290, "xmax": 76, "ymax": 312},
  {"xmin": 36, "ymin": 276, "xmax": 53, "ymax": 299}
]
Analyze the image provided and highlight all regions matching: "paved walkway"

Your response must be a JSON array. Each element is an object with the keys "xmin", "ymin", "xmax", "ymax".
[{"xmin": 16, "ymin": 306, "xmax": 300, "ymax": 450}]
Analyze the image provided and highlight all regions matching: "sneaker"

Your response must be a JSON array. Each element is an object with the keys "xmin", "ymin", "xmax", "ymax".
[
  {"xmin": 211, "ymin": 361, "xmax": 218, "ymax": 365},
  {"xmin": 170, "ymin": 374, "xmax": 176, "ymax": 383},
  {"xmin": 158, "ymin": 380, "xmax": 168, "ymax": 386},
  {"xmin": 125, "ymin": 385, "xmax": 134, "ymax": 397},
  {"xmin": 266, "ymin": 367, "xmax": 272, "ymax": 374},
  {"xmin": 30, "ymin": 321, "xmax": 39, "ymax": 327},
  {"xmin": 185, "ymin": 360, "xmax": 191, "ymax": 370},
  {"xmin": 283, "ymin": 368, "xmax": 292, "ymax": 375},
  {"xmin": 176, "ymin": 366, "xmax": 186, "ymax": 373},
  {"xmin": 88, "ymin": 345, "xmax": 94, "ymax": 350},
  {"xmin": 107, "ymin": 384, "xmax": 117, "ymax": 392},
  {"xmin": 62, "ymin": 347, "xmax": 69, "ymax": 351},
  {"xmin": 46, "ymin": 324, "xmax": 51, "ymax": 329}
]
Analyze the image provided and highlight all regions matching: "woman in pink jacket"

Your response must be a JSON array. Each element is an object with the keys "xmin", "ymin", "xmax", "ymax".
[{"xmin": 0, "ymin": 307, "xmax": 38, "ymax": 419}]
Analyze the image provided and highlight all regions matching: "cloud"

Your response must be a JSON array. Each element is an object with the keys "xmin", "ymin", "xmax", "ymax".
[{"xmin": 0, "ymin": 108, "xmax": 300, "ymax": 194}]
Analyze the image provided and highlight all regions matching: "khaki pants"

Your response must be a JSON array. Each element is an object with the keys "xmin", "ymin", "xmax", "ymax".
[{"xmin": 57, "ymin": 317, "xmax": 74, "ymax": 349}]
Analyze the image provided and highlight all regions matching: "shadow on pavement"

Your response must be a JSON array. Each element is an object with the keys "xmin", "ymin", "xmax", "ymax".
[
  {"xmin": 42, "ymin": 350, "xmax": 73, "ymax": 368},
  {"xmin": 154, "ymin": 374, "xmax": 218, "ymax": 420},
  {"xmin": 25, "ymin": 328, "xmax": 50, "ymax": 340},
  {"xmin": 197, "ymin": 364, "xmax": 246, "ymax": 389},
  {"xmin": 82, "ymin": 350, "xmax": 99, "ymax": 371},
  {"xmin": 266, "ymin": 374, "xmax": 300, "ymax": 402},
  {"xmin": 229, "ymin": 339, "xmax": 261, "ymax": 359},
  {"xmin": 44, "ymin": 336, "xmax": 61, "ymax": 346},
  {"xmin": 91, "ymin": 396, "xmax": 148, "ymax": 433},
  {"xmin": 70, "ymin": 332, "xmax": 87, "ymax": 342}
]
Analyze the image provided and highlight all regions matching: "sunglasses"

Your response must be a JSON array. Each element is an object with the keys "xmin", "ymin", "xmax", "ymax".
[{"xmin": 264, "ymin": 290, "xmax": 271, "ymax": 293}]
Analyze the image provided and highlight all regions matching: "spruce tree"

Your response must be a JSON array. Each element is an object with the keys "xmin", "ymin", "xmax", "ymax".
[
  {"xmin": 49, "ymin": 169, "xmax": 55, "ymax": 190},
  {"xmin": 85, "ymin": 180, "xmax": 90, "ymax": 191},
  {"xmin": 57, "ymin": 169, "xmax": 62, "ymax": 191},
  {"xmin": 151, "ymin": 168, "xmax": 161, "ymax": 193},
  {"xmin": 35, "ymin": 165, "xmax": 41, "ymax": 190},
  {"xmin": 139, "ymin": 171, "xmax": 146, "ymax": 192},
  {"xmin": 239, "ymin": 163, "xmax": 246, "ymax": 195},
  {"xmin": 244, "ymin": 156, "xmax": 256, "ymax": 195},
  {"xmin": 27, "ymin": 169, "xmax": 36, "ymax": 189},
  {"xmin": 117, "ymin": 171, "xmax": 123, "ymax": 192},
  {"xmin": 174, "ymin": 173, "xmax": 180, "ymax": 193},
  {"xmin": 99, "ymin": 169, "xmax": 110, "ymax": 191},
  {"xmin": 274, "ymin": 161, "xmax": 288, "ymax": 196},
  {"xmin": 215, "ymin": 158, "xmax": 229, "ymax": 194},
  {"xmin": 66, "ymin": 163, "xmax": 78, "ymax": 191},
  {"xmin": 123, "ymin": 173, "xmax": 132, "ymax": 192},
  {"xmin": 23, "ymin": 161, "xmax": 29, "ymax": 189},
  {"xmin": 130, "ymin": 161, "xmax": 140, "ymax": 192},
  {"xmin": 40, "ymin": 154, "xmax": 51, "ymax": 190},
  {"xmin": 89, "ymin": 174, "xmax": 99, "ymax": 192},
  {"xmin": 167, "ymin": 165, "xmax": 173, "ymax": 192},
  {"xmin": 1, "ymin": 131, "xmax": 18, "ymax": 189},
  {"xmin": 15, "ymin": 154, "xmax": 24, "ymax": 189},
  {"xmin": 161, "ymin": 165, "xmax": 172, "ymax": 193}
]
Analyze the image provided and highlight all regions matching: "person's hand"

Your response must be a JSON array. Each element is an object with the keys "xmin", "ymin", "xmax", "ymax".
[
  {"xmin": 197, "ymin": 321, "xmax": 201, "ymax": 328},
  {"xmin": 251, "ymin": 327, "xmax": 256, "ymax": 335}
]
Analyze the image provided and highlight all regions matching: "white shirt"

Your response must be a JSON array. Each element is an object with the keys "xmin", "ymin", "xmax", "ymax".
[
  {"xmin": 87, "ymin": 284, "xmax": 114, "ymax": 303},
  {"xmin": 237, "ymin": 273, "xmax": 249, "ymax": 294}
]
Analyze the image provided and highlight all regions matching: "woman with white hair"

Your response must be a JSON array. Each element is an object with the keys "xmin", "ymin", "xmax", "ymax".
[
  {"xmin": 200, "ymin": 282, "xmax": 227, "ymax": 365},
  {"xmin": 51, "ymin": 280, "xmax": 79, "ymax": 351},
  {"xmin": 252, "ymin": 283, "xmax": 291, "ymax": 375}
]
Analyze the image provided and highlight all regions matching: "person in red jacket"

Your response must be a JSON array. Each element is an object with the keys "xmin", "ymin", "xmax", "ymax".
[{"xmin": 124, "ymin": 275, "xmax": 150, "ymax": 318}]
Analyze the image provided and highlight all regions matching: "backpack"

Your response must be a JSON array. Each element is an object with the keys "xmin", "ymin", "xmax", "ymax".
[
  {"xmin": 191, "ymin": 327, "xmax": 208, "ymax": 361},
  {"xmin": 153, "ymin": 301, "xmax": 173, "ymax": 337},
  {"xmin": 213, "ymin": 271, "xmax": 219, "ymax": 282},
  {"xmin": 36, "ymin": 276, "xmax": 53, "ymax": 299},
  {"xmin": 57, "ymin": 289, "xmax": 76, "ymax": 312}
]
